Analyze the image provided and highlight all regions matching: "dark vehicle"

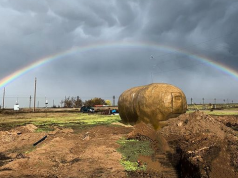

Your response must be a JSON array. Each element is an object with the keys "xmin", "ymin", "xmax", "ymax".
[{"xmin": 80, "ymin": 106, "xmax": 95, "ymax": 113}]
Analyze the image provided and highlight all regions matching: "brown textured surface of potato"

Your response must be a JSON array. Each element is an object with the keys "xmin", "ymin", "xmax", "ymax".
[{"xmin": 118, "ymin": 83, "xmax": 187, "ymax": 130}]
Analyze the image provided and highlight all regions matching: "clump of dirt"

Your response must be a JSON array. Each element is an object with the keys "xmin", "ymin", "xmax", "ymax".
[
  {"xmin": 213, "ymin": 115, "xmax": 238, "ymax": 131},
  {"xmin": 15, "ymin": 124, "xmax": 38, "ymax": 133}
]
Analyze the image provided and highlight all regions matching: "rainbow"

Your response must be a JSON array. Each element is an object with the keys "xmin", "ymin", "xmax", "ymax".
[{"xmin": 0, "ymin": 41, "xmax": 238, "ymax": 89}]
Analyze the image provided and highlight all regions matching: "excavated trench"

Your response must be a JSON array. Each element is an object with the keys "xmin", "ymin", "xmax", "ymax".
[
  {"xmin": 166, "ymin": 144, "xmax": 222, "ymax": 178},
  {"xmin": 164, "ymin": 113, "xmax": 238, "ymax": 178},
  {"xmin": 168, "ymin": 148, "xmax": 201, "ymax": 178},
  {"xmin": 127, "ymin": 112, "xmax": 238, "ymax": 178}
]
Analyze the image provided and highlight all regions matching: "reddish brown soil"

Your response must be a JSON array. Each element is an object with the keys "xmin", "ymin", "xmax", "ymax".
[
  {"xmin": 0, "ymin": 112, "xmax": 238, "ymax": 178},
  {"xmin": 163, "ymin": 111, "xmax": 238, "ymax": 178},
  {"xmin": 0, "ymin": 124, "xmax": 133, "ymax": 178}
]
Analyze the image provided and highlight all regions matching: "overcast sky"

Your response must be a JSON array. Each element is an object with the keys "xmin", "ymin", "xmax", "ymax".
[{"xmin": 0, "ymin": 0, "xmax": 238, "ymax": 108}]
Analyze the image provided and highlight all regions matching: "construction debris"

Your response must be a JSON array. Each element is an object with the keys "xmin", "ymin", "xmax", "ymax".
[{"xmin": 33, "ymin": 135, "xmax": 47, "ymax": 146}]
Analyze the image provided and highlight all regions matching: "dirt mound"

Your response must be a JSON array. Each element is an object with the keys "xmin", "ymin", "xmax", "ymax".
[
  {"xmin": 0, "ymin": 124, "xmax": 38, "ymax": 145},
  {"xmin": 161, "ymin": 111, "xmax": 238, "ymax": 178},
  {"xmin": 15, "ymin": 124, "xmax": 38, "ymax": 133},
  {"xmin": 213, "ymin": 115, "xmax": 238, "ymax": 131},
  {"xmin": 127, "ymin": 111, "xmax": 238, "ymax": 177}
]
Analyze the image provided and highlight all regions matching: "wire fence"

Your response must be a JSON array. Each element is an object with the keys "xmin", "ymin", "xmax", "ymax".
[
  {"xmin": 0, "ymin": 95, "xmax": 237, "ymax": 109},
  {"xmin": 0, "ymin": 96, "xmax": 118, "ymax": 109}
]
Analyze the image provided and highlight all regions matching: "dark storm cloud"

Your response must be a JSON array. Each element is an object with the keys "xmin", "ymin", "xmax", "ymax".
[
  {"xmin": 1, "ymin": 0, "xmax": 48, "ymax": 13},
  {"xmin": 0, "ymin": 0, "xmax": 238, "ymax": 107},
  {"xmin": 136, "ymin": 0, "xmax": 238, "ymax": 72},
  {"xmin": 142, "ymin": 0, "xmax": 238, "ymax": 48}
]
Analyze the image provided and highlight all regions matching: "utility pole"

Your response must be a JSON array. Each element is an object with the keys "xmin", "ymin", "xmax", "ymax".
[
  {"xmin": 113, "ymin": 96, "xmax": 115, "ymax": 106},
  {"xmin": 2, "ymin": 87, "xmax": 5, "ymax": 109},
  {"xmin": 29, "ymin": 95, "xmax": 32, "ymax": 108},
  {"xmin": 33, "ymin": 77, "xmax": 37, "ymax": 112},
  {"xmin": 202, "ymin": 98, "xmax": 204, "ymax": 105},
  {"xmin": 214, "ymin": 98, "xmax": 216, "ymax": 109},
  {"xmin": 191, "ymin": 98, "xmax": 193, "ymax": 105},
  {"xmin": 53, "ymin": 100, "xmax": 54, "ymax": 107}
]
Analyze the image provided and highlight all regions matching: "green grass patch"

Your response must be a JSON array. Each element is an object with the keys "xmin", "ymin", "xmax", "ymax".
[
  {"xmin": 30, "ymin": 114, "xmax": 121, "ymax": 127},
  {"xmin": 120, "ymin": 160, "xmax": 146, "ymax": 171},
  {"xmin": 0, "ymin": 113, "xmax": 121, "ymax": 132},
  {"xmin": 35, "ymin": 126, "xmax": 55, "ymax": 133},
  {"xmin": 25, "ymin": 146, "xmax": 37, "ymax": 154},
  {"xmin": 117, "ymin": 137, "xmax": 154, "ymax": 171},
  {"xmin": 204, "ymin": 110, "xmax": 238, "ymax": 116},
  {"xmin": 32, "ymin": 115, "xmax": 121, "ymax": 133}
]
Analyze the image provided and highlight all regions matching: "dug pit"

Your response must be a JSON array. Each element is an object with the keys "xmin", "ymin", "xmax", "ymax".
[{"xmin": 126, "ymin": 111, "xmax": 238, "ymax": 178}]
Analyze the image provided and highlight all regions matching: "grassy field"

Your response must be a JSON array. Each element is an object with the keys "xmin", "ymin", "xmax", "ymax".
[
  {"xmin": 187, "ymin": 103, "xmax": 238, "ymax": 110},
  {"xmin": 186, "ymin": 109, "xmax": 238, "ymax": 115},
  {"xmin": 187, "ymin": 103, "xmax": 238, "ymax": 116},
  {"xmin": 0, "ymin": 112, "xmax": 121, "ymax": 132}
]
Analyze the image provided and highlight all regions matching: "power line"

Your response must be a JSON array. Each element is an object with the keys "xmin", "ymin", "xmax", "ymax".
[{"xmin": 29, "ymin": 95, "xmax": 31, "ymax": 108}]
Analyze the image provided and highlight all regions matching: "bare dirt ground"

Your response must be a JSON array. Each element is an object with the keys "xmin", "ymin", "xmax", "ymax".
[
  {"xmin": 0, "ymin": 123, "xmax": 133, "ymax": 178},
  {"xmin": 0, "ymin": 111, "xmax": 238, "ymax": 178}
]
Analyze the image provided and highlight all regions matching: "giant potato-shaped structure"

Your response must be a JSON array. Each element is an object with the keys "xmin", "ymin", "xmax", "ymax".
[{"xmin": 118, "ymin": 83, "xmax": 187, "ymax": 130}]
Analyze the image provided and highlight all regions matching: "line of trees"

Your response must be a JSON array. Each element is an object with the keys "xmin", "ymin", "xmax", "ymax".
[
  {"xmin": 60, "ymin": 96, "xmax": 83, "ymax": 108},
  {"xmin": 60, "ymin": 96, "xmax": 111, "ymax": 108}
]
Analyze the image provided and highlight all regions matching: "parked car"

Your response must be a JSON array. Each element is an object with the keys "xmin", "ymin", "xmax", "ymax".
[{"xmin": 80, "ymin": 106, "xmax": 95, "ymax": 113}]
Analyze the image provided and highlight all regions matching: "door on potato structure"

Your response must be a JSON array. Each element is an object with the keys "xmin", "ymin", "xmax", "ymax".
[{"xmin": 171, "ymin": 92, "xmax": 183, "ymax": 113}]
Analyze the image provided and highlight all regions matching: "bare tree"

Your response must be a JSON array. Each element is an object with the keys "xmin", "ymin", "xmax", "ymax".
[{"xmin": 61, "ymin": 96, "xmax": 83, "ymax": 108}]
